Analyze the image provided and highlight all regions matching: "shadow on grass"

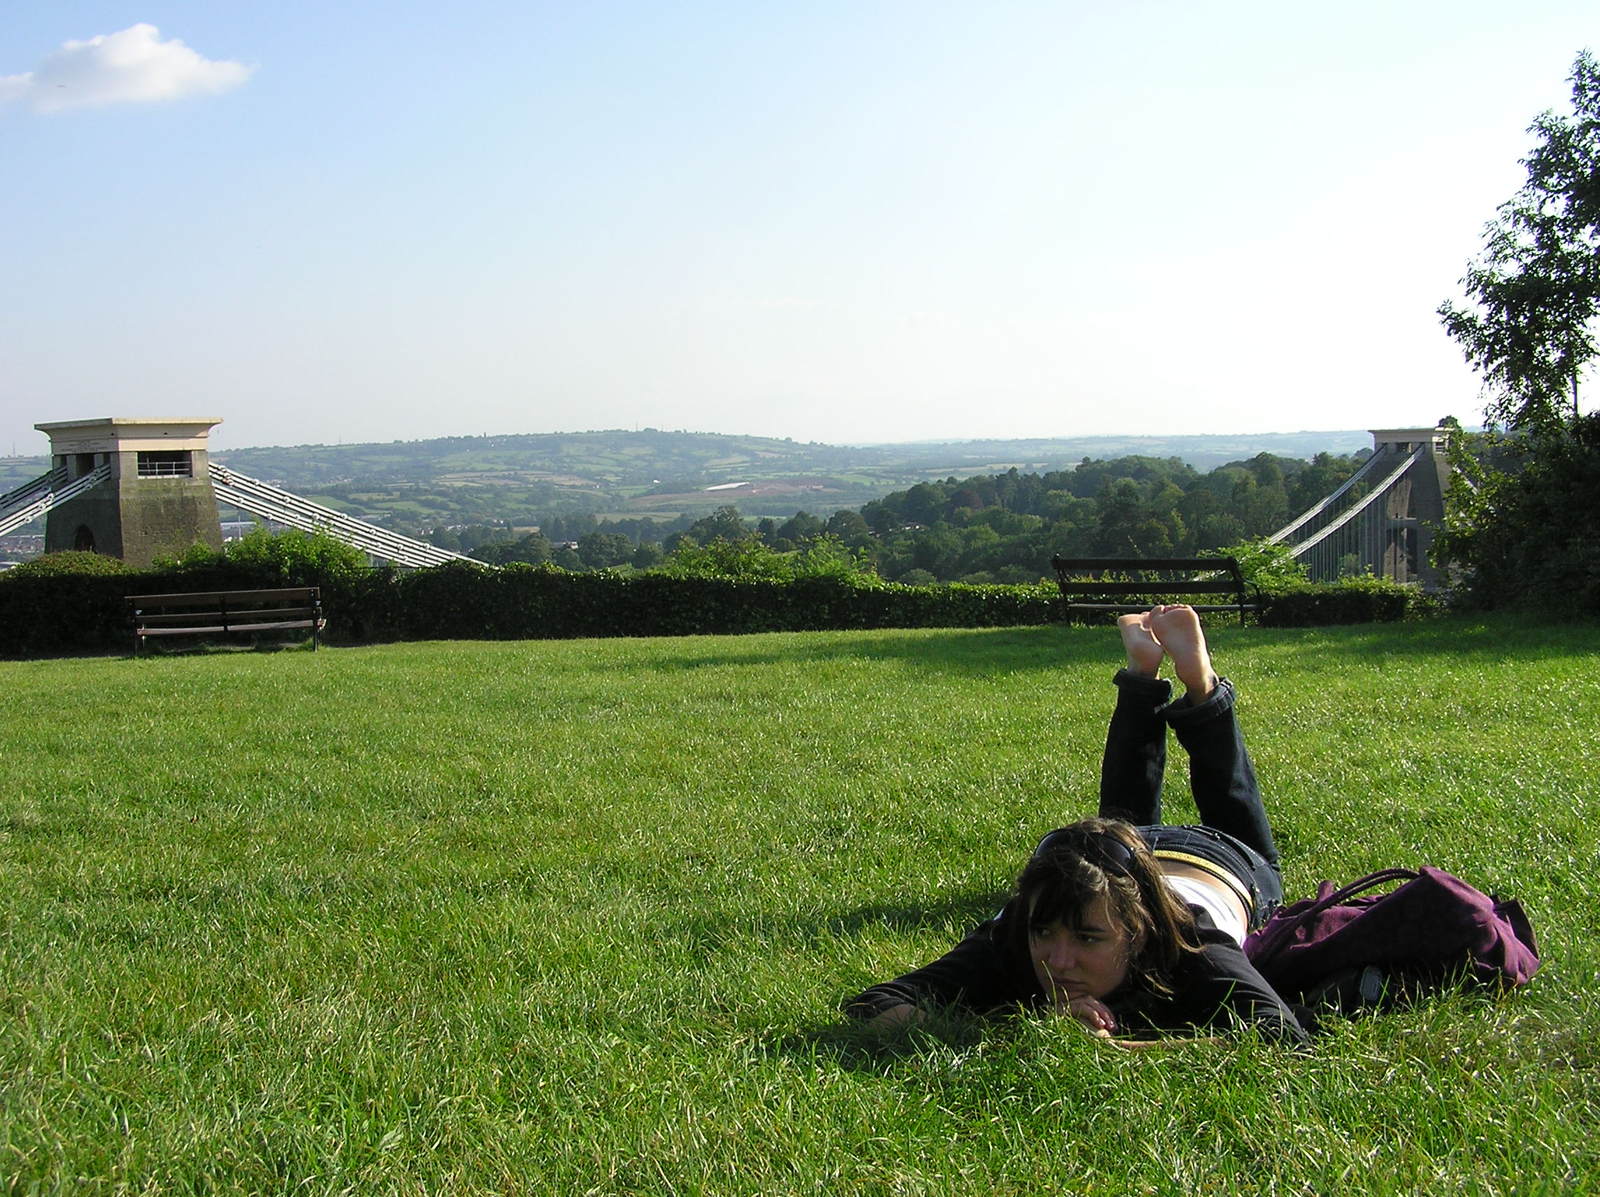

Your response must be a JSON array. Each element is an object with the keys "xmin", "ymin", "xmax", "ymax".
[
  {"xmin": 1242, "ymin": 613, "xmax": 1593, "ymax": 665},
  {"xmin": 614, "ymin": 624, "xmax": 1108, "ymax": 678},
  {"xmin": 676, "ymin": 889, "xmax": 1017, "ymax": 1072},
  {"xmin": 667, "ymin": 889, "xmax": 1011, "ymax": 961},
  {"xmin": 138, "ymin": 637, "xmax": 320, "ymax": 657},
  {"xmin": 594, "ymin": 612, "xmax": 1596, "ymax": 681},
  {"xmin": 819, "ymin": 891, "xmax": 1011, "ymax": 937},
  {"xmin": 777, "ymin": 1012, "xmax": 992, "ymax": 1073}
]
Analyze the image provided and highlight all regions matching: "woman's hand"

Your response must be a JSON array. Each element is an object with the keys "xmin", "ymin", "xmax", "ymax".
[
  {"xmin": 1060, "ymin": 993, "xmax": 1118, "ymax": 1037},
  {"xmin": 866, "ymin": 1002, "xmax": 925, "ymax": 1029}
]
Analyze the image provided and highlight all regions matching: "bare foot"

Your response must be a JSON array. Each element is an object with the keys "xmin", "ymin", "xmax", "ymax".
[
  {"xmin": 1118, "ymin": 612, "xmax": 1164, "ymax": 677},
  {"xmin": 1148, "ymin": 605, "xmax": 1216, "ymax": 700}
]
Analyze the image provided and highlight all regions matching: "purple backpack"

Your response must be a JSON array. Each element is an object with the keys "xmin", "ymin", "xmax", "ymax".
[{"xmin": 1242, "ymin": 867, "xmax": 1541, "ymax": 1012}]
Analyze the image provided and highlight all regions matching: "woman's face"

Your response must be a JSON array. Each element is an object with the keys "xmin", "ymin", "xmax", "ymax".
[{"xmin": 1029, "ymin": 894, "xmax": 1132, "ymax": 1001}]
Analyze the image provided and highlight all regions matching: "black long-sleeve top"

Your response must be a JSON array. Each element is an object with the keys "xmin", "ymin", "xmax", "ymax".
[{"xmin": 844, "ymin": 898, "xmax": 1309, "ymax": 1045}]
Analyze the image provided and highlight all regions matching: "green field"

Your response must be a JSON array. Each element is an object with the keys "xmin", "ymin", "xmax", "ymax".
[{"xmin": 2, "ymin": 617, "xmax": 1596, "ymax": 1194}]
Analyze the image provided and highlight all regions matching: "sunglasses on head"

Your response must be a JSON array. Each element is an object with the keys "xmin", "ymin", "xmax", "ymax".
[{"xmin": 1033, "ymin": 827, "xmax": 1137, "ymax": 876}]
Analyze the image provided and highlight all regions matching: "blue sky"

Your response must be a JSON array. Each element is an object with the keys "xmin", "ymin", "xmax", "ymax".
[{"xmin": 2, "ymin": 1, "xmax": 1595, "ymax": 454}]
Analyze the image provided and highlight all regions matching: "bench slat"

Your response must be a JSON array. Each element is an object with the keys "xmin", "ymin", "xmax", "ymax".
[
  {"xmin": 1065, "ymin": 603, "xmax": 1258, "ymax": 613},
  {"xmin": 127, "ymin": 587, "xmax": 320, "ymax": 604},
  {"xmin": 135, "ymin": 615, "xmax": 321, "ymax": 630},
  {"xmin": 137, "ymin": 619, "xmax": 324, "ymax": 637},
  {"xmin": 1049, "ymin": 557, "xmax": 1245, "ymax": 573},
  {"xmin": 1051, "ymin": 579, "xmax": 1243, "ymax": 595},
  {"xmin": 133, "ymin": 605, "xmax": 319, "ymax": 619}
]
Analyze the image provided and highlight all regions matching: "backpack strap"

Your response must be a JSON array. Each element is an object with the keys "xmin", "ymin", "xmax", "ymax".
[
  {"xmin": 1299, "ymin": 868, "xmax": 1420, "ymax": 915},
  {"xmin": 1249, "ymin": 868, "xmax": 1420, "ymax": 962}
]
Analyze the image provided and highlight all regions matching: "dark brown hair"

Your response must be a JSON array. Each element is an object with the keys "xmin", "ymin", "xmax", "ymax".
[{"xmin": 1010, "ymin": 817, "xmax": 1202, "ymax": 996}]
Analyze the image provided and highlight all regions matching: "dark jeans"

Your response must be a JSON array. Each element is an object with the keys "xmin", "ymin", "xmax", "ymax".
[{"xmin": 1098, "ymin": 669, "xmax": 1284, "ymax": 925}]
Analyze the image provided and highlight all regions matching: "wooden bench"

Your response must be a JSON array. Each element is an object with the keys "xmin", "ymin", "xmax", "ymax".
[
  {"xmin": 127, "ymin": 587, "xmax": 325, "ymax": 654},
  {"xmin": 1050, "ymin": 556, "xmax": 1259, "ymax": 625}
]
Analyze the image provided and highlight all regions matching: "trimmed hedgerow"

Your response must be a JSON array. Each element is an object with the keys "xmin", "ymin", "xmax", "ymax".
[
  {"xmin": 0, "ymin": 553, "xmax": 1439, "ymax": 657},
  {"xmin": 0, "ymin": 563, "xmax": 1065, "ymax": 656},
  {"xmin": 0, "ymin": 572, "xmax": 135, "ymax": 657},
  {"xmin": 1258, "ymin": 576, "xmax": 1441, "ymax": 626},
  {"xmin": 385, "ymin": 568, "xmax": 1064, "ymax": 641}
]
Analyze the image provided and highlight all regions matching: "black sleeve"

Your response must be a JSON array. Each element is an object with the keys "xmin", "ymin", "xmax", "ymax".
[
  {"xmin": 843, "ymin": 911, "xmax": 1036, "ymax": 1020},
  {"xmin": 1115, "ymin": 922, "xmax": 1309, "ymax": 1044}
]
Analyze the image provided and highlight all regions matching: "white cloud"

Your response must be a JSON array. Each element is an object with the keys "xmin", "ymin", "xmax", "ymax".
[{"xmin": 0, "ymin": 24, "xmax": 253, "ymax": 114}]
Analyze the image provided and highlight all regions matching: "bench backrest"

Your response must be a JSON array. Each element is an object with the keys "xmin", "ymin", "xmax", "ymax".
[
  {"xmin": 1050, "ymin": 556, "xmax": 1246, "ymax": 595},
  {"xmin": 127, "ymin": 587, "xmax": 321, "ymax": 609}
]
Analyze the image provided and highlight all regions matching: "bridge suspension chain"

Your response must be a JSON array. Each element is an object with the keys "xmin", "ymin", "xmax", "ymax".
[
  {"xmin": 1266, "ymin": 446, "xmax": 1429, "ymax": 581},
  {"xmin": 1266, "ymin": 451, "xmax": 1390, "ymax": 546},
  {"xmin": 209, "ymin": 463, "xmax": 477, "ymax": 569},
  {"xmin": 0, "ymin": 465, "xmax": 110, "ymax": 538}
]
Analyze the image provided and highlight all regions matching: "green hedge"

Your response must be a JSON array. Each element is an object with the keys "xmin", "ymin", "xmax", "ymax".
[
  {"xmin": 0, "ymin": 557, "xmax": 1437, "ymax": 657},
  {"xmin": 379, "ymin": 566, "xmax": 1064, "ymax": 641},
  {"xmin": 0, "ymin": 573, "xmax": 138, "ymax": 657},
  {"xmin": 0, "ymin": 558, "xmax": 382, "ymax": 658},
  {"xmin": 1257, "ymin": 577, "xmax": 1440, "ymax": 626}
]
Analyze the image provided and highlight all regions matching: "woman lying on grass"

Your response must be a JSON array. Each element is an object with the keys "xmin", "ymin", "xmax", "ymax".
[{"xmin": 845, "ymin": 604, "xmax": 1309, "ymax": 1046}]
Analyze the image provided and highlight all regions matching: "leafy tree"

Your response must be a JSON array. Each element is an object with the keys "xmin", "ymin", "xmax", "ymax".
[
  {"xmin": 223, "ymin": 527, "xmax": 367, "ymax": 583},
  {"xmin": 1177, "ymin": 486, "xmax": 1244, "ymax": 550},
  {"xmin": 426, "ymin": 526, "xmax": 463, "ymax": 552},
  {"xmin": 1432, "ymin": 53, "xmax": 1600, "ymax": 607},
  {"xmin": 993, "ymin": 564, "xmax": 1045, "ymax": 584},
  {"xmin": 1204, "ymin": 538, "xmax": 1310, "ymax": 593},
  {"xmin": 1, "ymin": 550, "xmax": 131, "ymax": 579},
  {"xmin": 954, "ymin": 523, "xmax": 1003, "ymax": 576},
  {"xmin": 1093, "ymin": 479, "xmax": 1182, "ymax": 555},
  {"xmin": 909, "ymin": 525, "xmax": 963, "ymax": 577},
  {"xmin": 960, "ymin": 506, "xmax": 1043, "ymax": 537},
  {"xmin": 901, "ymin": 482, "xmax": 948, "ymax": 525},
  {"xmin": 1286, "ymin": 452, "xmax": 1367, "ymax": 515},
  {"xmin": 776, "ymin": 511, "xmax": 825, "ymax": 544},
  {"xmin": 657, "ymin": 537, "xmax": 783, "ymax": 580},
  {"xmin": 577, "ymin": 531, "xmax": 633, "ymax": 569},
  {"xmin": 872, "ymin": 532, "xmax": 919, "ymax": 581},
  {"xmin": 790, "ymin": 534, "xmax": 873, "ymax": 579},
  {"xmin": 859, "ymin": 495, "xmax": 901, "ymax": 534},
  {"xmin": 823, "ymin": 509, "xmax": 874, "ymax": 549},
  {"xmin": 1439, "ymin": 51, "xmax": 1600, "ymax": 431},
  {"xmin": 542, "ymin": 513, "xmax": 601, "ymax": 543},
  {"xmin": 656, "ymin": 534, "xmax": 869, "ymax": 581},
  {"xmin": 1433, "ymin": 412, "xmax": 1600, "ymax": 610},
  {"xmin": 474, "ymin": 531, "xmax": 552, "ymax": 566},
  {"xmin": 448, "ymin": 524, "xmax": 516, "ymax": 555},
  {"xmin": 686, "ymin": 505, "xmax": 754, "ymax": 544}
]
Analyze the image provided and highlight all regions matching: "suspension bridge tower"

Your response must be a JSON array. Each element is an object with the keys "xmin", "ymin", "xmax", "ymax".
[
  {"xmin": 1369, "ymin": 426, "xmax": 1452, "ymax": 588},
  {"xmin": 35, "ymin": 417, "xmax": 225, "ymax": 568},
  {"xmin": 1, "ymin": 416, "xmax": 472, "ymax": 568},
  {"xmin": 1268, "ymin": 423, "xmax": 1454, "ymax": 588}
]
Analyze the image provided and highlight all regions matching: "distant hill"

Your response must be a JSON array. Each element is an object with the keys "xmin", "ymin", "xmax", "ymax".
[{"xmin": 0, "ymin": 427, "xmax": 1375, "ymax": 536}]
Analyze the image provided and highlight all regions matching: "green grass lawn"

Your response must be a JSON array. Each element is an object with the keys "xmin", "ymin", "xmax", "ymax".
[{"xmin": 2, "ymin": 616, "xmax": 1596, "ymax": 1195}]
